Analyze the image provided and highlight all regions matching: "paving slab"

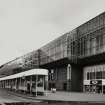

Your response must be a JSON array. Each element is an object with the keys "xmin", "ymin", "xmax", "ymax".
[{"xmin": 7, "ymin": 90, "xmax": 105, "ymax": 103}]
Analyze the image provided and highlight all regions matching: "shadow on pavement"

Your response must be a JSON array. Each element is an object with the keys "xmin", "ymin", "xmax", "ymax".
[{"xmin": 3, "ymin": 101, "xmax": 105, "ymax": 105}]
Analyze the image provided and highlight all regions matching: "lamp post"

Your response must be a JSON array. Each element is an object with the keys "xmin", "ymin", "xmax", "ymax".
[
  {"xmin": 51, "ymin": 69, "xmax": 54, "ymax": 80},
  {"xmin": 67, "ymin": 64, "xmax": 71, "ymax": 91},
  {"xmin": 51, "ymin": 69, "xmax": 54, "ymax": 90}
]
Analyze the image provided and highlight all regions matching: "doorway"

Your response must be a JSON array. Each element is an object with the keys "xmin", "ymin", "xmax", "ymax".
[
  {"xmin": 27, "ymin": 83, "xmax": 30, "ymax": 93},
  {"xmin": 63, "ymin": 83, "xmax": 67, "ymax": 91}
]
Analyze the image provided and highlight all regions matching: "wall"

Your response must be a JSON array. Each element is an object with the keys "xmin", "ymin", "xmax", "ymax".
[
  {"xmin": 71, "ymin": 64, "xmax": 83, "ymax": 92},
  {"xmin": 48, "ymin": 65, "xmax": 68, "ymax": 90}
]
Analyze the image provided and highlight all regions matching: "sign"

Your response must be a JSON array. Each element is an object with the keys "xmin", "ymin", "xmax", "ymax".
[
  {"xmin": 90, "ymin": 80, "xmax": 102, "ymax": 85},
  {"xmin": 91, "ymin": 80, "xmax": 98, "ymax": 85}
]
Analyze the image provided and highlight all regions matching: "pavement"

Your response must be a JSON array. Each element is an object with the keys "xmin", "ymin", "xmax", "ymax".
[
  {"xmin": 0, "ymin": 88, "xmax": 40, "ymax": 103},
  {"xmin": 6, "ymin": 89, "xmax": 105, "ymax": 103},
  {"xmin": 1, "ymin": 88, "xmax": 105, "ymax": 104}
]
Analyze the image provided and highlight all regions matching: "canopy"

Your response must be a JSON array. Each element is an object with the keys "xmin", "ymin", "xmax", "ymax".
[{"xmin": 0, "ymin": 69, "xmax": 48, "ymax": 81}]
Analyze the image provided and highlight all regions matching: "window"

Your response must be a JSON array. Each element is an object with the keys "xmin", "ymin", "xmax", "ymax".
[
  {"xmin": 92, "ymin": 72, "xmax": 95, "ymax": 79},
  {"xmin": 102, "ymin": 71, "xmax": 105, "ymax": 79},
  {"xmin": 87, "ymin": 72, "xmax": 89, "ymax": 80},
  {"xmin": 96, "ymin": 71, "xmax": 102, "ymax": 79},
  {"xmin": 90, "ymin": 72, "xmax": 92, "ymax": 79}
]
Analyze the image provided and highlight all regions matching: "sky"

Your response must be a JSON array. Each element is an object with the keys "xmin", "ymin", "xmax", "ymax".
[{"xmin": 0, "ymin": 0, "xmax": 105, "ymax": 65}]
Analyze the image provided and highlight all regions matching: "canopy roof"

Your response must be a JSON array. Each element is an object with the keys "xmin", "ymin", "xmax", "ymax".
[{"xmin": 0, "ymin": 69, "xmax": 48, "ymax": 81}]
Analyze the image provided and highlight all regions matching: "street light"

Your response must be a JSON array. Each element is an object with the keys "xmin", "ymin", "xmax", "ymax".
[
  {"xmin": 67, "ymin": 64, "xmax": 71, "ymax": 80},
  {"xmin": 67, "ymin": 64, "xmax": 71, "ymax": 91},
  {"xmin": 51, "ymin": 69, "xmax": 56, "ymax": 93},
  {"xmin": 51, "ymin": 69, "xmax": 54, "ymax": 80}
]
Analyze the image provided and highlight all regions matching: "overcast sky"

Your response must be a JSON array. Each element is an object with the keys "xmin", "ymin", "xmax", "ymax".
[{"xmin": 0, "ymin": 0, "xmax": 105, "ymax": 65}]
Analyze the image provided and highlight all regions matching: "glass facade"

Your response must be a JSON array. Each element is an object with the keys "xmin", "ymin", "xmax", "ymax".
[
  {"xmin": 83, "ymin": 65, "xmax": 105, "ymax": 93},
  {"xmin": 77, "ymin": 12, "xmax": 105, "ymax": 58},
  {"xmin": 67, "ymin": 29, "xmax": 78, "ymax": 62},
  {"xmin": 40, "ymin": 34, "xmax": 68, "ymax": 65},
  {"xmin": 21, "ymin": 50, "xmax": 39, "ymax": 70},
  {"xmin": 84, "ymin": 65, "xmax": 105, "ymax": 80}
]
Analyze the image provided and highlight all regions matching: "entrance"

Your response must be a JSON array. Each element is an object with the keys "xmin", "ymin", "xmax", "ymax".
[
  {"xmin": 91, "ymin": 85, "xmax": 102, "ymax": 93},
  {"xmin": 63, "ymin": 83, "xmax": 67, "ymax": 91},
  {"xmin": 27, "ymin": 83, "xmax": 30, "ymax": 93},
  {"xmin": 84, "ymin": 85, "xmax": 103, "ymax": 93},
  {"xmin": 96, "ymin": 85, "xmax": 102, "ymax": 93},
  {"xmin": 48, "ymin": 83, "xmax": 55, "ymax": 90}
]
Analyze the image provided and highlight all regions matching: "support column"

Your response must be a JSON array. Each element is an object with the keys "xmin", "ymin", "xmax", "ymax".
[
  {"xmin": 4, "ymin": 81, "xmax": 5, "ymax": 88},
  {"xmin": 3, "ymin": 80, "xmax": 5, "ymax": 88},
  {"xmin": 2, "ymin": 81, "xmax": 3, "ymax": 88},
  {"xmin": 43, "ymin": 76, "xmax": 44, "ymax": 93},
  {"xmin": 102, "ymin": 85, "xmax": 103, "ymax": 94},
  {"xmin": 1, "ymin": 81, "xmax": 2, "ymax": 88},
  {"xmin": 5, "ymin": 80, "xmax": 7, "ymax": 88},
  {"xmin": 7, "ymin": 80, "xmax": 8, "ymax": 89},
  {"xmin": 11, "ymin": 79, "xmax": 13, "ymax": 90},
  {"xmin": 8, "ymin": 80, "xmax": 12, "ymax": 90},
  {"xmin": 19, "ymin": 77, "xmax": 22, "ymax": 92},
  {"xmin": 83, "ymin": 85, "xmax": 85, "ymax": 92},
  {"xmin": 45, "ymin": 75, "xmax": 48, "ymax": 96},
  {"xmin": 36, "ymin": 75, "xmax": 38, "ymax": 96},
  {"xmin": 15, "ymin": 78, "xmax": 17, "ymax": 91},
  {"xmin": 4, "ymin": 80, "xmax": 5, "ymax": 88},
  {"xmin": 24, "ymin": 77, "xmax": 26, "ymax": 94},
  {"xmin": 30, "ymin": 75, "xmax": 32, "ymax": 95},
  {"xmin": 0, "ymin": 81, "xmax": 1, "ymax": 88},
  {"xmin": 9, "ymin": 80, "xmax": 11, "ymax": 90}
]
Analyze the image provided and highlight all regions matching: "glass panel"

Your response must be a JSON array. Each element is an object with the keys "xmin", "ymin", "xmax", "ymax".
[
  {"xmin": 102, "ymin": 71, "xmax": 105, "ymax": 79},
  {"xmin": 87, "ymin": 72, "xmax": 89, "ymax": 80},
  {"xmin": 96, "ymin": 71, "xmax": 102, "ymax": 79}
]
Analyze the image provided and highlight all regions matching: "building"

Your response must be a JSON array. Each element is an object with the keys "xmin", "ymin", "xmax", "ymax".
[
  {"xmin": 0, "ymin": 69, "xmax": 48, "ymax": 96},
  {"xmin": 0, "ymin": 11, "xmax": 105, "ymax": 93}
]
